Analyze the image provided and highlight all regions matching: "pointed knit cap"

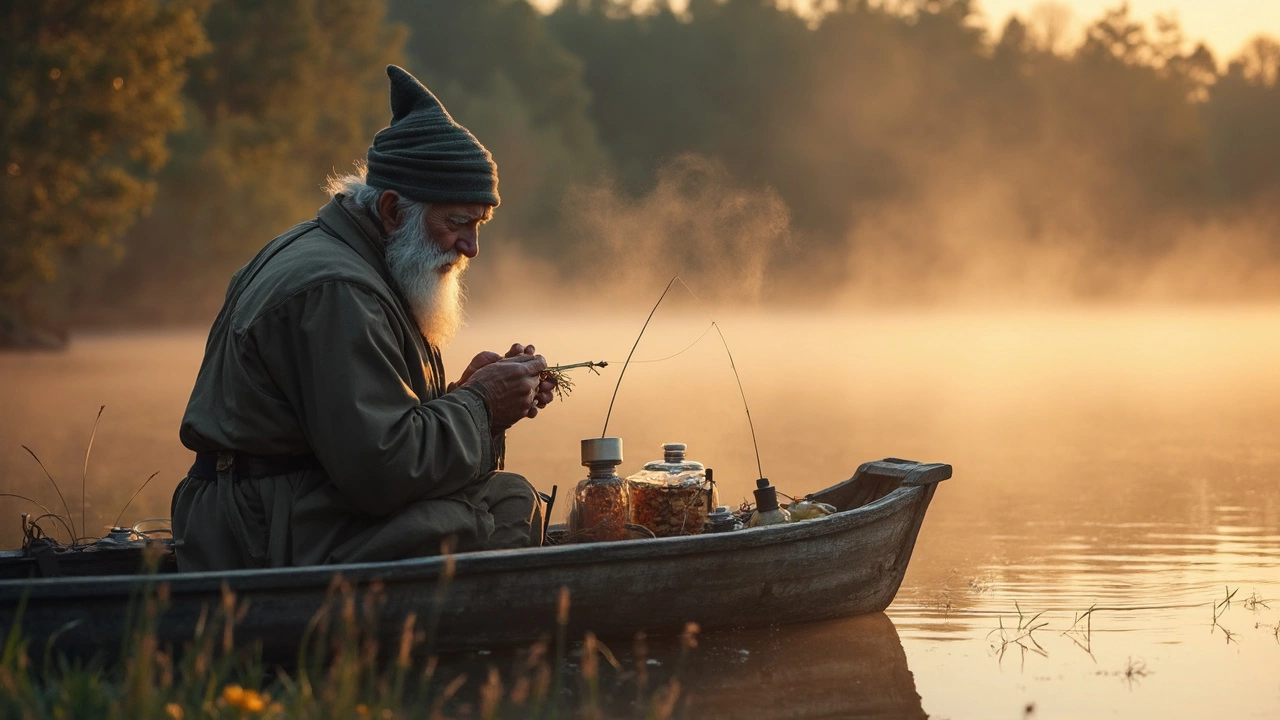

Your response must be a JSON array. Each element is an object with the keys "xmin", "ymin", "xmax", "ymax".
[{"xmin": 366, "ymin": 65, "xmax": 500, "ymax": 207}]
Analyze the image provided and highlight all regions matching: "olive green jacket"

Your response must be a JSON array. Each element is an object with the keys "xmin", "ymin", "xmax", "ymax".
[{"xmin": 172, "ymin": 196, "xmax": 501, "ymax": 570}]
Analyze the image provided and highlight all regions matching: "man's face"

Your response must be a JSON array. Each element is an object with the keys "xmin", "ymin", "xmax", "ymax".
[
  {"xmin": 382, "ymin": 201, "xmax": 492, "ymax": 347},
  {"xmin": 423, "ymin": 203, "xmax": 493, "ymax": 263}
]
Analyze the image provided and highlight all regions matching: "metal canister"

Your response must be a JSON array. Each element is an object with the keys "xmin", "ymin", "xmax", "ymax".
[{"xmin": 704, "ymin": 505, "xmax": 742, "ymax": 533}]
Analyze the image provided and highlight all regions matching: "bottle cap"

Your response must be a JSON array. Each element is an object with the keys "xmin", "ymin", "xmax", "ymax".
[
  {"xmin": 753, "ymin": 477, "xmax": 779, "ymax": 512},
  {"xmin": 582, "ymin": 437, "xmax": 623, "ymax": 466}
]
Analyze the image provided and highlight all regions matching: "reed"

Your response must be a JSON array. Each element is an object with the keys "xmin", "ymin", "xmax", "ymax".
[
  {"xmin": 1060, "ymin": 604, "xmax": 1097, "ymax": 656},
  {"xmin": 10, "ymin": 407, "xmax": 162, "ymax": 548},
  {"xmin": 1121, "ymin": 656, "xmax": 1149, "ymax": 688},
  {"xmin": 1211, "ymin": 586, "xmax": 1240, "ymax": 643},
  {"xmin": 0, "ymin": 576, "xmax": 698, "ymax": 719},
  {"xmin": 1241, "ymin": 590, "xmax": 1272, "ymax": 611},
  {"xmin": 986, "ymin": 601, "xmax": 1049, "ymax": 661}
]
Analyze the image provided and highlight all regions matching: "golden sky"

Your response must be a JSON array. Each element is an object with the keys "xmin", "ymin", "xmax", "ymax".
[
  {"xmin": 976, "ymin": 0, "xmax": 1280, "ymax": 58},
  {"xmin": 530, "ymin": 0, "xmax": 1279, "ymax": 60}
]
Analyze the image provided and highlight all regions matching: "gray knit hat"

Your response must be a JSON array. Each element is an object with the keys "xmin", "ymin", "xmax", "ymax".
[{"xmin": 366, "ymin": 65, "xmax": 500, "ymax": 207}]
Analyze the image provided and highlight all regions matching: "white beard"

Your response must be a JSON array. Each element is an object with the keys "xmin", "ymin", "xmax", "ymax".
[{"xmin": 384, "ymin": 224, "xmax": 468, "ymax": 347}]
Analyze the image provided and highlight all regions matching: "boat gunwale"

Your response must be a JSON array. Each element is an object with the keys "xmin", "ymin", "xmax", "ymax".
[{"xmin": 0, "ymin": 481, "xmax": 936, "ymax": 600}]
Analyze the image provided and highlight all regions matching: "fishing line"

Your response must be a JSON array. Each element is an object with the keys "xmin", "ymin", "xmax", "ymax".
[
  {"xmin": 600, "ymin": 277, "xmax": 765, "ymax": 480},
  {"xmin": 607, "ymin": 322, "xmax": 714, "ymax": 364}
]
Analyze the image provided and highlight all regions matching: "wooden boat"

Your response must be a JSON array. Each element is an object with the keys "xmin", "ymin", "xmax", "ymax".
[{"xmin": 0, "ymin": 458, "xmax": 950, "ymax": 660}]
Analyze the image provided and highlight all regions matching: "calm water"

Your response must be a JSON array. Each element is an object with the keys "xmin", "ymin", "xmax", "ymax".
[{"xmin": 1, "ymin": 307, "xmax": 1278, "ymax": 718}]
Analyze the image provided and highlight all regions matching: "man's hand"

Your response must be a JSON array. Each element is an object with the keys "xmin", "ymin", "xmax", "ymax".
[
  {"xmin": 456, "ymin": 343, "xmax": 538, "ymax": 386},
  {"xmin": 457, "ymin": 351, "xmax": 503, "ymax": 386},
  {"xmin": 504, "ymin": 344, "xmax": 556, "ymax": 418},
  {"xmin": 463, "ymin": 352, "xmax": 548, "ymax": 430}
]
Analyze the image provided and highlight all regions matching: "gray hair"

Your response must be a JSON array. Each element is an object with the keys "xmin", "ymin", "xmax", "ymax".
[{"xmin": 326, "ymin": 168, "xmax": 430, "ymax": 238}]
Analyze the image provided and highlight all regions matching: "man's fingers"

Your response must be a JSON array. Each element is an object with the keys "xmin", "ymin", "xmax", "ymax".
[
  {"xmin": 502, "ymin": 353, "xmax": 547, "ymax": 373},
  {"xmin": 458, "ymin": 351, "xmax": 503, "ymax": 385},
  {"xmin": 505, "ymin": 343, "xmax": 525, "ymax": 358},
  {"xmin": 468, "ymin": 351, "xmax": 501, "ymax": 370},
  {"xmin": 466, "ymin": 356, "xmax": 551, "ymax": 429}
]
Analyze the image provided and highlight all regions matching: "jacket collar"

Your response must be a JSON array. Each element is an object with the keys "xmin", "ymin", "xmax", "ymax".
[
  {"xmin": 317, "ymin": 195, "xmax": 392, "ymax": 283},
  {"xmin": 316, "ymin": 195, "xmax": 444, "ymax": 365}
]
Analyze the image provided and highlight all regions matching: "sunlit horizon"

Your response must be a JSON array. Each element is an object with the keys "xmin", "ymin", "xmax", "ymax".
[{"xmin": 529, "ymin": 0, "xmax": 1280, "ymax": 60}]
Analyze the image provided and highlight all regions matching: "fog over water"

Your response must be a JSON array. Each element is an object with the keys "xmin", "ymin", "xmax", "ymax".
[
  {"xmin": 1, "ymin": 306, "xmax": 1277, "ymax": 717},
  {"xmin": 7, "ymin": 1, "xmax": 1280, "ymax": 715}
]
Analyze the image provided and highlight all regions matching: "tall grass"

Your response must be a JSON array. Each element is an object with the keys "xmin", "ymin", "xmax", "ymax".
[{"xmin": 0, "ymin": 574, "xmax": 698, "ymax": 720}]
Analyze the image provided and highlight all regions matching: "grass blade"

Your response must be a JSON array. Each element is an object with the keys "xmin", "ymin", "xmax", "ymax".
[
  {"xmin": 83, "ymin": 406, "xmax": 105, "ymax": 540},
  {"xmin": 22, "ymin": 445, "xmax": 76, "ymax": 543},
  {"xmin": 113, "ymin": 472, "xmax": 160, "ymax": 531}
]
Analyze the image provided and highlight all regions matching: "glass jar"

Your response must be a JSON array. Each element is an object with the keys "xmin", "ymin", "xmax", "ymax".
[
  {"xmin": 567, "ymin": 437, "xmax": 631, "ymax": 542},
  {"xmin": 626, "ymin": 443, "xmax": 714, "ymax": 537}
]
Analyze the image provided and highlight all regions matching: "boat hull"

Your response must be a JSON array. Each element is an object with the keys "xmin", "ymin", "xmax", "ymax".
[{"xmin": 0, "ymin": 459, "xmax": 949, "ymax": 659}]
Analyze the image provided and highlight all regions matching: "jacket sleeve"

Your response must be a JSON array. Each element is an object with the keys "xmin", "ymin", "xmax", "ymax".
[{"xmin": 247, "ymin": 280, "xmax": 496, "ymax": 517}]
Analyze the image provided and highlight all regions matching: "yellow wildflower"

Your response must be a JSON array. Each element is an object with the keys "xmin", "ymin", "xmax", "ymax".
[
  {"xmin": 240, "ymin": 691, "xmax": 266, "ymax": 713},
  {"xmin": 222, "ymin": 684, "xmax": 268, "ymax": 713}
]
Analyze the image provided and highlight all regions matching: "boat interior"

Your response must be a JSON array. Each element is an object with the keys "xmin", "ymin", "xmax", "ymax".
[{"xmin": 0, "ymin": 458, "xmax": 950, "ymax": 581}]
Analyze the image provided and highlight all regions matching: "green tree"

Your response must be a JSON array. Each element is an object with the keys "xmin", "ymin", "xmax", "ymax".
[
  {"xmin": 1069, "ymin": 6, "xmax": 1214, "ymax": 215},
  {"xmin": 1203, "ymin": 36, "xmax": 1280, "ymax": 200},
  {"xmin": 84, "ymin": 0, "xmax": 405, "ymax": 322},
  {"xmin": 0, "ymin": 0, "xmax": 208, "ymax": 340},
  {"xmin": 388, "ymin": 0, "xmax": 606, "ymax": 261}
]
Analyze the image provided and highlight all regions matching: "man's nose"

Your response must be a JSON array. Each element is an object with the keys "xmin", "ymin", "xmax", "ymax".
[{"xmin": 454, "ymin": 228, "xmax": 479, "ymax": 258}]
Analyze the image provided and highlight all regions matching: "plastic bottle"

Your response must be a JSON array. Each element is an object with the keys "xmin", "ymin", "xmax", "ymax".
[
  {"xmin": 567, "ymin": 437, "xmax": 631, "ymax": 542},
  {"xmin": 626, "ymin": 443, "xmax": 714, "ymax": 537},
  {"xmin": 748, "ymin": 477, "xmax": 791, "ymax": 527}
]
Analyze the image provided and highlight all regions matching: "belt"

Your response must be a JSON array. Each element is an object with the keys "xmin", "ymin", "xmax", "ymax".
[{"xmin": 190, "ymin": 450, "xmax": 319, "ymax": 481}]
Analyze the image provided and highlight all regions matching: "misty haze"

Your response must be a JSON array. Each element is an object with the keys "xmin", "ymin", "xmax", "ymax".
[{"xmin": 2, "ymin": 1, "xmax": 1279, "ymax": 719}]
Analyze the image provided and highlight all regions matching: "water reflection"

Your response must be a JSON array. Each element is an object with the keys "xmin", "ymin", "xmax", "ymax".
[
  {"xmin": 436, "ymin": 613, "xmax": 923, "ymax": 719},
  {"xmin": 677, "ymin": 613, "xmax": 924, "ymax": 719}
]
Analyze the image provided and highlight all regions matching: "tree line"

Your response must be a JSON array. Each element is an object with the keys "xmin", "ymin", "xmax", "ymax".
[{"xmin": 3, "ymin": 0, "xmax": 1280, "ymax": 340}]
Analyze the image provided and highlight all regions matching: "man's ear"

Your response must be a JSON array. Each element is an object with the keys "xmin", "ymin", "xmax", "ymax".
[{"xmin": 377, "ymin": 190, "xmax": 403, "ymax": 233}]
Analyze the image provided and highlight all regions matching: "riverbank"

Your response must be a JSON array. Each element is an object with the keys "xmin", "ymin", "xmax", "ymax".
[
  {"xmin": 0, "ymin": 318, "xmax": 66, "ymax": 351},
  {"xmin": 1, "ymin": 581, "xmax": 699, "ymax": 720}
]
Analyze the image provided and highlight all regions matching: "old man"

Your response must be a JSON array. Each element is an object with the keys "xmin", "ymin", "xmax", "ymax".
[{"xmin": 171, "ymin": 66, "xmax": 553, "ymax": 571}]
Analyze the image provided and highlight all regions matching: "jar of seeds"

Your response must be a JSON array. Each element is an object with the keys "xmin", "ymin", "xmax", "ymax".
[{"xmin": 626, "ymin": 443, "xmax": 714, "ymax": 537}]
